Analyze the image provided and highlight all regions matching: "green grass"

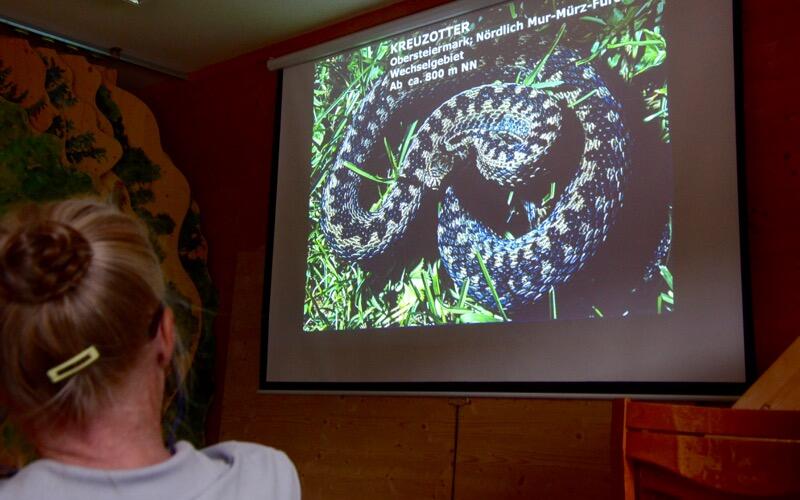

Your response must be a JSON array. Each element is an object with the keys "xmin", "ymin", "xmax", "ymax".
[
  {"xmin": 644, "ymin": 84, "xmax": 670, "ymax": 143},
  {"xmin": 657, "ymin": 264, "xmax": 674, "ymax": 314},
  {"xmin": 474, "ymin": 250, "xmax": 509, "ymax": 321},
  {"xmin": 546, "ymin": 286, "xmax": 557, "ymax": 319},
  {"xmin": 521, "ymin": 23, "xmax": 567, "ymax": 87},
  {"xmin": 575, "ymin": 0, "xmax": 669, "ymax": 142},
  {"xmin": 513, "ymin": 0, "xmax": 670, "ymax": 142}
]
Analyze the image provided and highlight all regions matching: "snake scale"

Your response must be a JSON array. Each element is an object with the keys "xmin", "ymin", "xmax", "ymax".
[{"xmin": 319, "ymin": 43, "xmax": 630, "ymax": 312}]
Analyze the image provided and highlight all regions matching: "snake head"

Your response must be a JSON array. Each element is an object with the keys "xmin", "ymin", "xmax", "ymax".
[{"xmin": 421, "ymin": 151, "xmax": 456, "ymax": 190}]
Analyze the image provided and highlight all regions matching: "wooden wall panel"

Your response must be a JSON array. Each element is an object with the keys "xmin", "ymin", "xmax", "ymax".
[
  {"xmin": 220, "ymin": 394, "xmax": 456, "ymax": 500},
  {"xmin": 454, "ymin": 399, "xmax": 615, "ymax": 500},
  {"xmin": 220, "ymin": 251, "xmax": 456, "ymax": 499}
]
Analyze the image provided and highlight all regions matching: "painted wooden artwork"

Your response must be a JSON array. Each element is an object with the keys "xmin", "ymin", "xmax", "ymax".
[{"xmin": 0, "ymin": 36, "xmax": 216, "ymax": 469}]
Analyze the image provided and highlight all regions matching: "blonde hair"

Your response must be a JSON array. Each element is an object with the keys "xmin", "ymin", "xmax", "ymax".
[{"xmin": 0, "ymin": 199, "xmax": 165, "ymax": 426}]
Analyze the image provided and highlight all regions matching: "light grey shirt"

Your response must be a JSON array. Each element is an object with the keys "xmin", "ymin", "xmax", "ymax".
[{"xmin": 0, "ymin": 441, "xmax": 300, "ymax": 500}]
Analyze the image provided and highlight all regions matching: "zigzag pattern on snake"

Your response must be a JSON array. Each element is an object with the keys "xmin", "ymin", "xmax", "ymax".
[{"xmin": 319, "ymin": 46, "xmax": 630, "ymax": 311}]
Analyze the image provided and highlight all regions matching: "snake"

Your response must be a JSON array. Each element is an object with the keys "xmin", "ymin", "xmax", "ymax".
[{"xmin": 319, "ymin": 44, "xmax": 630, "ymax": 312}]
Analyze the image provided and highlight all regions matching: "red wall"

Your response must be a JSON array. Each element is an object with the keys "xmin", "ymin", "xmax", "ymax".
[
  {"xmin": 740, "ymin": 0, "xmax": 800, "ymax": 372},
  {"xmin": 140, "ymin": 0, "xmax": 800, "ymax": 438}
]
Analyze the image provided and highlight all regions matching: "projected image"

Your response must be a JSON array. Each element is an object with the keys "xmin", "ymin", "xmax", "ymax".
[{"xmin": 304, "ymin": 0, "xmax": 673, "ymax": 332}]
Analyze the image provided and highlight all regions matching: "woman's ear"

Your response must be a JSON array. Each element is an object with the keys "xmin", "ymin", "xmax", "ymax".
[{"xmin": 155, "ymin": 307, "xmax": 176, "ymax": 368}]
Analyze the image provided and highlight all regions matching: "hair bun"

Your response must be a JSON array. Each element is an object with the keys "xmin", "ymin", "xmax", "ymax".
[{"xmin": 0, "ymin": 221, "xmax": 93, "ymax": 304}]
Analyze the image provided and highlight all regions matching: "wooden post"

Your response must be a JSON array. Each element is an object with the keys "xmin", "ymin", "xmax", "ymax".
[{"xmin": 735, "ymin": 335, "xmax": 800, "ymax": 410}]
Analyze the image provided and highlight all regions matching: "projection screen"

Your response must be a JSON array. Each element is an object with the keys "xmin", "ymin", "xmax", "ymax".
[{"xmin": 261, "ymin": 0, "xmax": 750, "ymax": 396}]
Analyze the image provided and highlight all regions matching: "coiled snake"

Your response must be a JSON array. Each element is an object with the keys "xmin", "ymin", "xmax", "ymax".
[{"xmin": 319, "ymin": 46, "xmax": 630, "ymax": 311}]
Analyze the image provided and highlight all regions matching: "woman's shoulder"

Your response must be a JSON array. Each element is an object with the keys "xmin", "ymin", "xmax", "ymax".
[
  {"xmin": 200, "ymin": 441, "xmax": 294, "ymax": 467},
  {"xmin": 196, "ymin": 441, "xmax": 300, "ymax": 498},
  {"xmin": 0, "ymin": 442, "xmax": 300, "ymax": 500}
]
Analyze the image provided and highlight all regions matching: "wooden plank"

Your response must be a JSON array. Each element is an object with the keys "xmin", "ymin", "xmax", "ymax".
[
  {"xmin": 626, "ymin": 401, "xmax": 800, "ymax": 440},
  {"xmin": 626, "ymin": 431, "xmax": 800, "ymax": 497},
  {"xmin": 220, "ymin": 251, "xmax": 455, "ymax": 500},
  {"xmin": 611, "ymin": 399, "xmax": 636, "ymax": 500},
  {"xmin": 454, "ymin": 398, "xmax": 615, "ymax": 500},
  {"xmin": 634, "ymin": 463, "xmax": 745, "ymax": 500},
  {"xmin": 221, "ymin": 394, "xmax": 455, "ymax": 500},
  {"xmin": 735, "ymin": 335, "xmax": 800, "ymax": 411},
  {"xmin": 220, "ymin": 249, "xmax": 266, "ymax": 401}
]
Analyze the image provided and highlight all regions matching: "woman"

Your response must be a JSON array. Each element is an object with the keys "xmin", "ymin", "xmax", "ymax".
[{"xmin": 0, "ymin": 199, "xmax": 300, "ymax": 499}]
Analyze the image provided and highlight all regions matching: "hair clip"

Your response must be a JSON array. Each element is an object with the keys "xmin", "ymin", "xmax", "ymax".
[{"xmin": 47, "ymin": 346, "xmax": 100, "ymax": 383}]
